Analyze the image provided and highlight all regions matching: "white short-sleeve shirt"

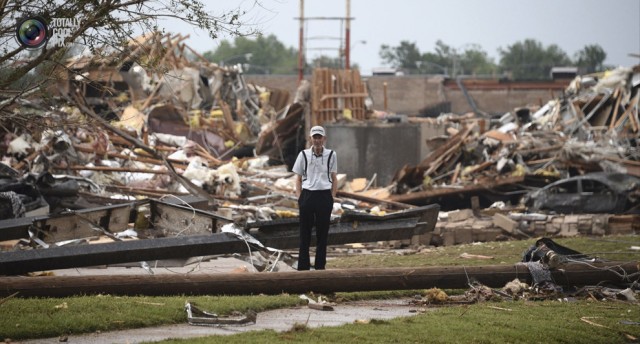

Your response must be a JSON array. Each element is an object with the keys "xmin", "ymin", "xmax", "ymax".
[{"xmin": 292, "ymin": 147, "xmax": 337, "ymax": 191}]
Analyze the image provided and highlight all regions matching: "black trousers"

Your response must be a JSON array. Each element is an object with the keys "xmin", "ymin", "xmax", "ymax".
[{"xmin": 298, "ymin": 189, "xmax": 333, "ymax": 270}]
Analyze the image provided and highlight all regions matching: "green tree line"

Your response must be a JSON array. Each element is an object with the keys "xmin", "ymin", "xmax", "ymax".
[{"xmin": 204, "ymin": 36, "xmax": 608, "ymax": 80}]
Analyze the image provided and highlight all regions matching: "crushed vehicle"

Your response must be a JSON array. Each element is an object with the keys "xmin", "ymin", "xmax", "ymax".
[{"xmin": 523, "ymin": 172, "xmax": 640, "ymax": 214}]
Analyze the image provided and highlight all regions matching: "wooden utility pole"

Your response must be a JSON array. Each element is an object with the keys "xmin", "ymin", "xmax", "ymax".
[
  {"xmin": 1, "ymin": 262, "xmax": 637, "ymax": 298},
  {"xmin": 345, "ymin": 0, "xmax": 350, "ymax": 70},
  {"xmin": 297, "ymin": 0, "xmax": 304, "ymax": 82}
]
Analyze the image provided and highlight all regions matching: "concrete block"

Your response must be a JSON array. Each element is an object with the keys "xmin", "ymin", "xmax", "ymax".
[
  {"xmin": 577, "ymin": 216, "xmax": 592, "ymax": 233},
  {"xmin": 546, "ymin": 223, "xmax": 560, "ymax": 235},
  {"xmin": 442, "ymin": 231, "xmax": 455, "ymax": 246},
  {"xmin": 592, "ymin": 215, "xmax": 608, "ymax": 235},
  {"xmin": 493, "ymin": 213, "xmax": 518, "ymax": 233},
  {"xmin": 444, "ymin": 222, "xmax": 459, "ymax": 231},
  {"xmin": 454, "ymin": 227, "xmax": 473, "ymax": 244},
  {"xmin": 545, "ymin": 216, "xmax": 563, "ymax": 235},
  {"xmin": 472, "ymin": 229, "xmax": 502, "ymax": 242},
  {"xmin": 412, "ymin": 232, "xmax": 433, "ymax": 246},
  {"xmin": 559, "ymin": 223, "xmax": 579, "ymax": 237},
  {"xmin": 472, "ymin": 220, "xmax": 494, "ymax": 230},
  {"xmin": 563, "ymin": 215, "xmax": 579, "ymax": 224},
  {"xmin": 459, "ymin": 219, "xmax": 475, "ymax": 229},
  {"xmin": 448, "ymin": 209, "xmax": 475, "ymax": 222},
  {"xmin": 388, "ymin": 240, "xmax": 403, "ymax": 248},
  {"xmin": 532, "ymin": 221, "xmax": 547, "ymax": 236}
]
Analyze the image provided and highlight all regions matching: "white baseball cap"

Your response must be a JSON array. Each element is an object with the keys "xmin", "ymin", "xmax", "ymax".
[{"xmin": 310, "ymin": 126, "xmax": 325, "ymax": 137}]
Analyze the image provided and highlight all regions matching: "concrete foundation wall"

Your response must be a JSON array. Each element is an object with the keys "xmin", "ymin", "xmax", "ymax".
[
  {"xmin": 324, "ymin": 122, "xmax": 443, "ymax": 185},
  {"xmin": 245, "ymin": 74, "xmax": 563, "ymax": 115}
]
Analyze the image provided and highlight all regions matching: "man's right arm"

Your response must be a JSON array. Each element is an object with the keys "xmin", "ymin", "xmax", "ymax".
[
  {"xmin": 292, "ymin": 151, "xmax": 304, "ymax": 198},
  {"xmin": 295, "ymin": 174, "xmax": 302, "ymax": 198}
]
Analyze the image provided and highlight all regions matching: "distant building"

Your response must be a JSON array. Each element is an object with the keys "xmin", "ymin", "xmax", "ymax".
[
  {"xmin": 550, "ymin": 66, "xmax": 578, "ymax": 80},
  {"xmin": 372, "ymin": 67, "xmax": 405, "ymax": 76}
]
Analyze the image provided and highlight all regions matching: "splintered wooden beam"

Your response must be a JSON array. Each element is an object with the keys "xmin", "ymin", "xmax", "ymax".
[
  {"xmin": 1, "ymin": 262, "xmax": 636, "ymax": 298},
  {"xmin": 389, "ymin": 176, "xmax": 525, "ymax": 204},
  {"xmin": 0, "ymin": 216, "xmax": 427, "ymax": 276},
  {"xmin": 336, "ymin": 190, "xmax": 415, "ymax": 210}
]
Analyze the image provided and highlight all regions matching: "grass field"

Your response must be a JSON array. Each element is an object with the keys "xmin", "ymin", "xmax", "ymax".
[{"xmin": 1, "ymin": 235, "xmax": 639, "ymax": 343}]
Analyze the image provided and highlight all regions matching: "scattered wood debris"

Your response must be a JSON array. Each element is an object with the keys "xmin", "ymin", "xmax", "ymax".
[{"xmin": 1, "ymin": 30, "xmax": 639, "ymax": 279}]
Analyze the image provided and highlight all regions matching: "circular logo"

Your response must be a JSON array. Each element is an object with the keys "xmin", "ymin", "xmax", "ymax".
[{"xmin": 16, "ymin": 16, "xmax": 48, "ymax": 49}]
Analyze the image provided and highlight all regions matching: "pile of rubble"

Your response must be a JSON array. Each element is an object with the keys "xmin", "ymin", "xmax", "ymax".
[
  {"xmin": 1, "ymin": 29, "xmax": 639, "ymax": 270},
  {"xmin": 0, "ymin": 32, "xmax": 443, "ymax": 275},
  {"xmin": 391, "ymin": 65, "xmax": 640, "ymax": 206},
  {"xmin": 380, "ymin": 65, "xmax": 640, "ymax": 246}
]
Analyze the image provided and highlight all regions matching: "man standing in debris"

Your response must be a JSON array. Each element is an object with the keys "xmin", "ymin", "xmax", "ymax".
[{"xmin": 292, "ymin": 125, "xmax": 337, "ymax": 270}]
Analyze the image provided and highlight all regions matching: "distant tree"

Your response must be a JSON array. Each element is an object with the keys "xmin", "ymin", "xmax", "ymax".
[
  {"xmin": 419, "ymin": 40, "xmax": 454, "ymax": 75},
  {"xmin": 379, "ymin": 41, "xmax": 422, "ymax": 73},
  {"xmin": 203, "ymin": 34, "xmax": 298, "ymax": 74},
  {"xmin": 434, "ymin": 41, "xmax": 496, "ymax": 76},
  {"xmin": 499, "ymin": 39, "xmax": 571, "ymax": 80},
  {"xmin": 311, "ymin": 55, "xmax": 342, "ymax": 69},
  {"xmin": 380, "ymin": 40, "xmax": 496, "ymax": 76},
  {"xmin": 456, "ymin": 45, "xmax": 497, "ymax": 76},
  {"xmin": 575, "ymin": 44, "xmax": 607, "ymax": 74}
]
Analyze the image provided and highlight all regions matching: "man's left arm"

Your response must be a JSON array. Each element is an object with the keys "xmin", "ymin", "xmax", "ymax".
[
  {"xmin": 331, "ymin": 172, "xmax": 338, "ymax": 198},
  {"xmin": 330, "ymin": 152, "xmax": 338, "ymax": 198}
]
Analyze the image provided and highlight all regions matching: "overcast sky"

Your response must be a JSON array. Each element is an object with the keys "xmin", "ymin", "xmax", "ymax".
[{"xmin": 170, "ymin": 0, "xmax": 640, "ymax": 75}]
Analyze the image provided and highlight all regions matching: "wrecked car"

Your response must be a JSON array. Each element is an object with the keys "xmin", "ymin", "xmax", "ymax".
[{"xmin": 524, "ymin": 172, "xmax": 640, "ymax": 214}]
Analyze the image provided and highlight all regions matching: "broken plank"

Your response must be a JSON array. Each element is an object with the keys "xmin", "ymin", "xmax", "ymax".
[
  {"xmin": 608, "ymin": 88, "xmax": 623, "ymax": 131},
  {"xmin": 53, "ymin": 166, "xmax": 170, "ymax": 174},
  {"xmin": 390, "ymin": 176, "xmax": 525, "ymax": 204},
  {"xmin": 337, "ymin": 190, "xmax": 415, "ymax": 210},
  {"xmin": 612, "ymin": 93, "xmax": 640, "ymax": 131}
]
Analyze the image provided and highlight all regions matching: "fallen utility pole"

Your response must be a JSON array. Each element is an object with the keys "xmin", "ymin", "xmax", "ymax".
[{"xmin": 0, "ymin": 262, "xmax": 637, "ymax": 298}]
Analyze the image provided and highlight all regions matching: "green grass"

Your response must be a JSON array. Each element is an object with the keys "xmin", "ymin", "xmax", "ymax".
[
  {"xmin": 0, "ymin": 294, "xmax": 302, "ymax": 340},
  {"xmin": 156, "ymin": 301, "xmax": 640, "ymax": 344},
  {"xmin": 331, "ymin": 236, "xmax": 640, "ymax": 268},
  {"xmin": 1, "ymin": 235, "xmax": 639, "ymax": 342}
]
